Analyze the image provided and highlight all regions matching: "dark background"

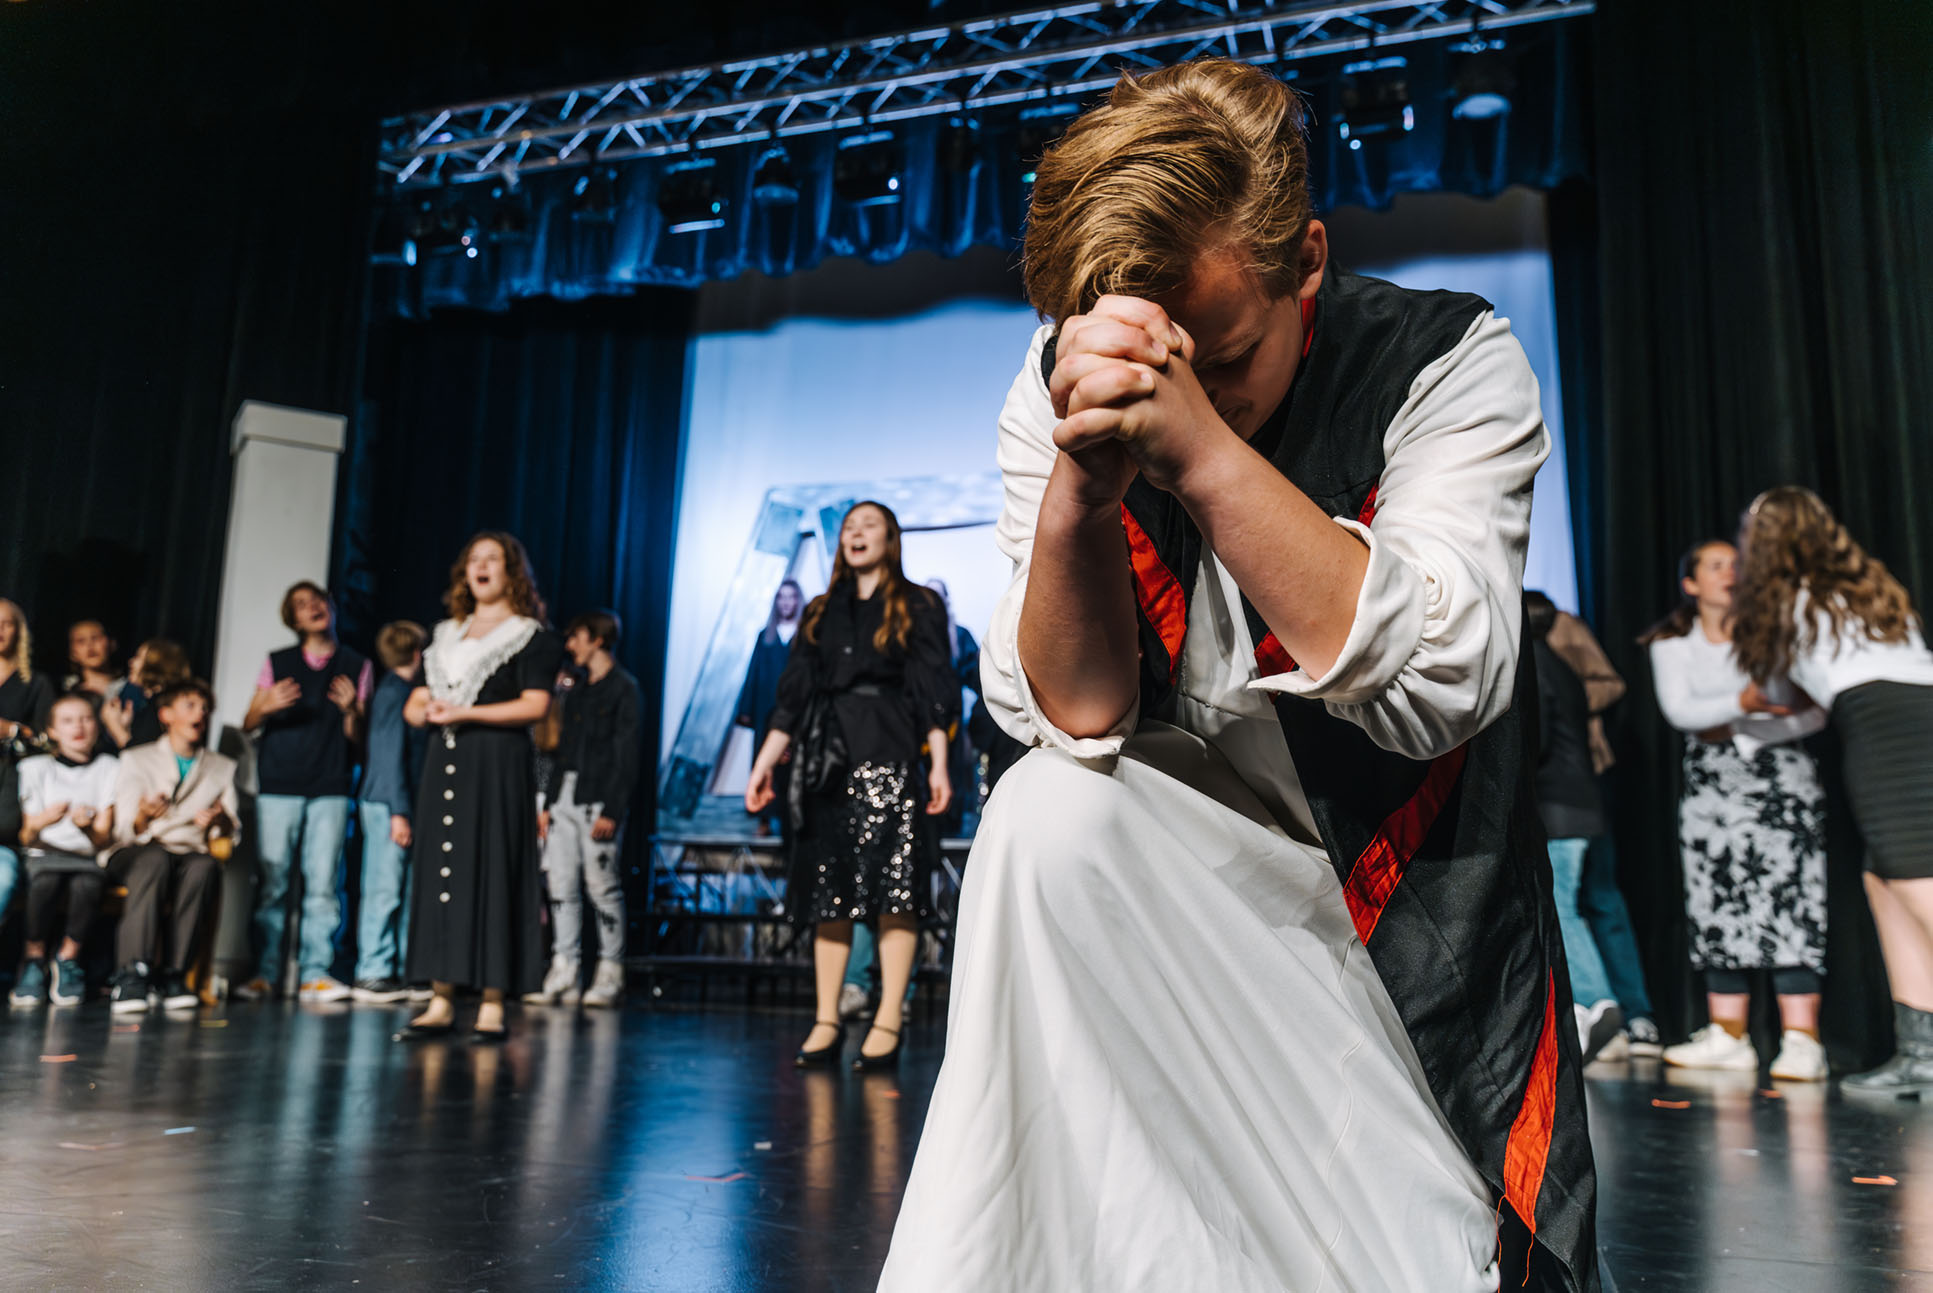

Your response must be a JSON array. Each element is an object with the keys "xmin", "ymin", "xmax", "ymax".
[{"xmin": 3, "ymin": 0, "xmax": 1931, "ymax": 1061}]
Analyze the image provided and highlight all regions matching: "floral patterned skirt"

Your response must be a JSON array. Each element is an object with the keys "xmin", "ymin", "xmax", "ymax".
[
  {"xmin": 788, "ymin": 760, "xmax": 928, "ymax": 925},
  {"xmin": 1679, "ymin": 737, "xmax": 1827, "ymax": 971}
]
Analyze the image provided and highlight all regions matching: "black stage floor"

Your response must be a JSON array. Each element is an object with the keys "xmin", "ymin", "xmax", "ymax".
[{"xmin": 1, "ymin": 1002, "xmax": 1929, "ymax": 1291}]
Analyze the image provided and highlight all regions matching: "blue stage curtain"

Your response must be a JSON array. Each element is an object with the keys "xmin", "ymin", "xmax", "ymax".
[
  {"xmin": 379, "ymin": 26, "xmax": 1588, "ymax": 315},
  {"xmin": 336, "ymin": 291, "xmax": 693, "ymax": 853}
]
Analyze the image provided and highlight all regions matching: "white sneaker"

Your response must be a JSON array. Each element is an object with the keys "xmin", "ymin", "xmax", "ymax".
[
  {"xmin": 582, "ymin": 959, "xmax": 625, "ymax": 1009},
  {"xmin": 838, "ymin": 982, "xmax": 870, "ymax": 1020},
  {"xmin": 1575, "ymin": 998, "xmax": 1622, "ymax": 1064},
  {"xmin": 1595, "ymin": 1031, "xmax": 1632, "ymax": 1063},
  {"xmin": 1769, "ymin": 1029, "xmax": 1828, "ymax": 1081},
  {"xmin": 297, "ymin": 976, "xmax": 353, "ymax": 1004},
  {"xmin": 523, "ymin": 958, "xmax": 580, "ymax": 1005},
  {"xmin": 1663, "ymin": 1024, "xmax": 1758, "ymax": 1071},
  {"xmin": 1626, "ymin": 1017, "xmax": 1664, "ymax": 1058}
]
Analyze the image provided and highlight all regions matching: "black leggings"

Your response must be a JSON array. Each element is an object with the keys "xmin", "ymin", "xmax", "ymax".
[
  {"xmin": 1706, "ymin": 966, "xmax": 1822, "ymax": 996},
  {"xmin": 25, "ymin": 870, "xmax": 106, "ymax": 949}
]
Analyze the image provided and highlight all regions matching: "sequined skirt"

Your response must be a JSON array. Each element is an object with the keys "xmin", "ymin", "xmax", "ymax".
[{"xmin": 789, "ymin": 760, "xmax": 926, "ymax": 925}]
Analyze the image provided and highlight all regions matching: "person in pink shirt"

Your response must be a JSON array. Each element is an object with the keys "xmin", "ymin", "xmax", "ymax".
[{"xmin": 236, "ymin": 581, "xmax": 372, "ymax": 1003}]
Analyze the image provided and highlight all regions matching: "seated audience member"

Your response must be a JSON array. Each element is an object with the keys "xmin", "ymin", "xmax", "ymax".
[
  {"xmin": 1526, "ymin": 593, "xmax": 1622, "ymax": 1063},
  {"xmin": 10, "ymin": 694, "xmax": 117, "ymax": 1006},
  {"xmin": 353, "ymin": 621, "xmax": 428, "ymax": 1003},
  {"xmin": 64, "ymin": 619, "xmax": 129, "ymax": 757},
  {"xmin": 108, "ymin": 680, "xmax": 239, "ymax": 1014},
  {"xmin": 527, "ymin": 611, "xmax": 640, "ymax": 1009},
  {"xmin": 0, "ymin": 597, "xmax": 54, "ymax": 929},
  {"xmin": 238, "ymin": 581, "xmax": 369, "ymax": 1003},
  {"xmin": 103, "ymin": 639, "xmax": 192, "ymax": 751}
]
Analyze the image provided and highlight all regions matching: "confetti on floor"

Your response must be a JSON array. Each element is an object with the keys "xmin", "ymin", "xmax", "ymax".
[
  {"xmin": 1853, "ymin": 1175, "xmax": 1899, "ymax": 1186},
  {"xmin": 40, "ymin": 1054, "xmax": 77, "ymax": 1064},
  {"xmin": 164, "ymin": 1127, "xmax": 196, "ymax": 1136},
  {"xmin": 1650, "ymin": 1099, "xmax": 1690, "ymax": 1109},
  {"xmin": 685, "ymin": 1172, "xmax": 748, "ymax": 1183}
]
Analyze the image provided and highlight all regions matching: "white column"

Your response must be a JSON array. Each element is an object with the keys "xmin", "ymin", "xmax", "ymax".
[{"xmin": 208, "ymin": 401, "xmax": 347, "ymax": 982}]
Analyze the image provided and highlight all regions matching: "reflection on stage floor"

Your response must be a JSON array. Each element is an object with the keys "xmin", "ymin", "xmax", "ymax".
[{"xmin": 1, "ymin": 1001, "xmax": 1929, "ymax": 1291}]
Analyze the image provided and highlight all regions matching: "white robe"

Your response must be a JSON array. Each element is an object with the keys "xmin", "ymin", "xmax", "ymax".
[{"xmin": 880, "ymin": 316, "xmax": 1548, "ymax": 1292}]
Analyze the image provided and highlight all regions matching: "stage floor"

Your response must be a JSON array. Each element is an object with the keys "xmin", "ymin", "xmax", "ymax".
[{"xmin": 1, "ymin": 1002, "xmax": 1929, "ymax": 1291}]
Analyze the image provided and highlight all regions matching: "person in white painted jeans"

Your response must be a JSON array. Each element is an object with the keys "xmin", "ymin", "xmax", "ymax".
[{"xmin": 526, "ymin": 611, "xmax": 639, "ymax": 1009}]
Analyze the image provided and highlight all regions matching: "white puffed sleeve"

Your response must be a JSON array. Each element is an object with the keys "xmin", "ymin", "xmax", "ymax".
[
  {"xmin": 978, "ymin": 325, "xmax": 1139, "ymax": 758},
  {"xmin": 1250, "ymin": 311, "xmax": 1550, "ymax": 760}
]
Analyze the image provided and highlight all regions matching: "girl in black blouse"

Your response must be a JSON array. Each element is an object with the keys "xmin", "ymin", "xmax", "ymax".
[{"xmin": 747, "ymin": 503, "xmax": 958, "ymax": 1069}]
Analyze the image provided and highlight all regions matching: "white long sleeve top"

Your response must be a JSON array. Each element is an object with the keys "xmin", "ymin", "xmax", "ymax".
[
  {"xmin": 1786, "ymin": 590, "xmax": 1933, "ymax": 711},
  {"xmin": 1647, "ymin": 628, "xmax": 1823, "ymax": 753},
  {"xmin": 980, "ymin": 310, "xmax": 1550, "ymax": 771}
]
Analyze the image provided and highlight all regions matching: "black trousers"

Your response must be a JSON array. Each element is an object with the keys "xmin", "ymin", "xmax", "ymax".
[
  {"xmin": 25, "ymin": 869, "xmax": 106, "ymax": 947},
  {"xmin": 104, "ymin": 845, "xmax": 218, "ymax": 973}
]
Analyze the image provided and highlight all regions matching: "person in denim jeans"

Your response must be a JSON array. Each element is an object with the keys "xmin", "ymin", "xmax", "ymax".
[
  {"xmin": 237, "ymin": 582, "xmax": 370, "ymax": 1002},
  {"xmin": 352, "ymin": 622, "xmax": 427, "ymax": 1003},
  {"xmin": 1527, "ymin": 594, "xmax": 1622, "ymax": 1064}
]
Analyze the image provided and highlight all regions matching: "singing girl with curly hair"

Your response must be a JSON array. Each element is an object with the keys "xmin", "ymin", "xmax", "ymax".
[
  {"xmin": 398, "ymin": 532, "xmax": 563, "ymax": 1041},
  {"xmin": 1733, "ymin": 486, "xmax": 1933, "ymax": 1094}
]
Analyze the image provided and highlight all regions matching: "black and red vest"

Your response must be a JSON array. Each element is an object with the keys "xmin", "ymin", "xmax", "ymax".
[{"xmin": 1049, "ymin": 267, "xmax": 1597, "ymax": 1291}]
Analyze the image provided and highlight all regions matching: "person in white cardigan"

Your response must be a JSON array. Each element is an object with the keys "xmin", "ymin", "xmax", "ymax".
[
  {"xmin": 1731, "ymin": 486, "xmax": 1933, "ymax": 1095},
  {"xmin": 107, "ymin": 679, "xmax": 239, "ymax": 1014},
  {"xmin": 1643, "ymin": 538, "xmax": 1829, "ymax": 1081}
]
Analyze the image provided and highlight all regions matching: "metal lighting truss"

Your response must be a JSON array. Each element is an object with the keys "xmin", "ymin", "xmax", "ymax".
[{"xmin": 381, "ymin": 0, "xmax": 1593, "ymax": 186}]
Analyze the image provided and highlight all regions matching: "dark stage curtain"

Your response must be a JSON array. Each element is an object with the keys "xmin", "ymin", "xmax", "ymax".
[
  {"xmin": 1576, "ymin": 2, "xmax": 1933, "ymax": 1066},
  {"xmin": 0, "ymin": 6, "xmax": 378, "ymax": 682},
  {"xmin": 344, "ymin": 292, "xmax": 693, "ymax": 916}
]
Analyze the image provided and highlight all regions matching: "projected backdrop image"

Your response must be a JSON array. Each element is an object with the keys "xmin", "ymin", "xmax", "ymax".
[{"xmin": 662, "ymin": 204, "xmax": 1578, "ymax": 841}]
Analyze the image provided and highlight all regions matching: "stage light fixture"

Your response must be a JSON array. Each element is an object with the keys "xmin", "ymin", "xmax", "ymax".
[
  {"xmin": 1337, "ymin": 58, "xmax": 1414, "ymax": 152},
  {"xmin": 570, "ymin": 166, "xmax": 619, "ymax": 223},
  {"xmin": 1451, "ymin": 45, "xmax": 1516, "ymax": 121},
  {"xmin": 941, "ymin": 118, "xmax": 980, "ymax": 175},
  {"xmin": 485, "ymin": 180, "xmax": 531, "ymax": 243},
  {"xmin": 1015, "ymin": 109, "xmax": 1075, "ymax": 187},
  {"xmin": 415, "ymin": 198, "xmax": 480, "ymax": 257},
  {"xmin": 834, "ymin": 133, "xmax": 903, "ymax": 207},
  {"xmin": 658, "ymin": 159, "xmax": 728, "ymax": 233},
  {"xmin": 751, "ymin": 148, "xmax": 800, "ymax": 207},
  {"xmin": 371, "ymin": 202, "xmax": 418, "ymax": 267}
]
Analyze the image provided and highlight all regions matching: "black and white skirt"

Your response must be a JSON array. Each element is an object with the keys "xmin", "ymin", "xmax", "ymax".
[
  {"xmin": 789, "ymin": 760, "xmax": 927, "ymax": 925},
  {"xmin": 1679, "ymin": 737, "xmax": 1827, "ymax": 971},
  {"xmin": 1836, "ymin": 680, "xmax": 1933, "ymax": 881}
]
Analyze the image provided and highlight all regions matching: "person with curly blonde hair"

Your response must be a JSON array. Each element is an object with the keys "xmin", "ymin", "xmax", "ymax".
[
  {"xmin": 882, "ymin": 57, "xmax": 1591, "ymax": 1293},
  {"xmin": 397, "ymin": 533, "xmax": 562, "ymax": 1041},
  {"xmin": 1733, "ymin": 486, "xmax": 1933, "ymax": 1095}
]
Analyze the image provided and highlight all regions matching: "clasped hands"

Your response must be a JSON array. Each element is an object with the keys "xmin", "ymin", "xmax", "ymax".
[{"xmin": 1049, "ymin": 295, "xmax": 1229, "ymax": 502}]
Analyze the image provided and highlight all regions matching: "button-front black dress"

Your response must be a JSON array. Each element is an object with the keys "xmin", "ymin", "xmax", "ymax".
[
  {"xmin": 407, "ymin": 625, "xmax": 564, "ymax": 993},
  {"xmin": 769, "ymin": 582, "xmax": 958, "ymax": 925}
]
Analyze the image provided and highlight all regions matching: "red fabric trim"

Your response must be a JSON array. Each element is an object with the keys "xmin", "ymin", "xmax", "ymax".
[
  {"xmin": 1503, "ymin": 969, "xmax": 1561, "ymax": 1236},
  {"xmin": 1300, "ymin": 297, "xmax": 1316, "ymax": 357},
  {"xmin": 1254, "ymin": 631, "xmax": 1295, "ymax": 677},
  {"xmin": 1120, "ymin": 505, "xmax": 1188, "ymax": 683},
  {"xmin": 1341, "ymin": 743, "xmax": 1468, "ymax": 943},
  {"xmin": 1249, "ymin": 483, "xmax": 1382, "ymax": 679}
]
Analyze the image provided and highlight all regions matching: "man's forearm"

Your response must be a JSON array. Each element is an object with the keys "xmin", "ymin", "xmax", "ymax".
[
  {"xmin": 1016, "ymin": 461, "xmax": 1140, "ymax": 741},
  {"xmin": 1174, "ymin": 433, "xmax": 1368, "ymax": 681}
]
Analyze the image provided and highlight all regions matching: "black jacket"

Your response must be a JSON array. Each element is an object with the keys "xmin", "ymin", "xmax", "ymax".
[
  {"xmin": 554, "ymin": 665, "xmax": 643, "ymax": 824},
  {"xmin": 1065, "ymin": 266, "xmax": 1597, "ymax": 1292},
  {"xmin": 1533, "ymin": 640, "xmax": 1608, "ymax": 840}
]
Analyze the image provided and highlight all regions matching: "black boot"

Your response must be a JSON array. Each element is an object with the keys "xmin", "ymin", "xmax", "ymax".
[{"xmin": 1843, "ymin": 1003, "xmax": 1933, "ymax": 1097}]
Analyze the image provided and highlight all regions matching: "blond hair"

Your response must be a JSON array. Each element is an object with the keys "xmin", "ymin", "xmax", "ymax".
[
  {"xmin": 1732, "ymin": 486, "xmax": 1920, "ymax": 683},
  {"xmin": 1022, "ymin": 58, "xmax": 1313, "ymax": 323},
  {"xmin": 0, "ymin": 599, "xmax": 31, "ymax": 682}
]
